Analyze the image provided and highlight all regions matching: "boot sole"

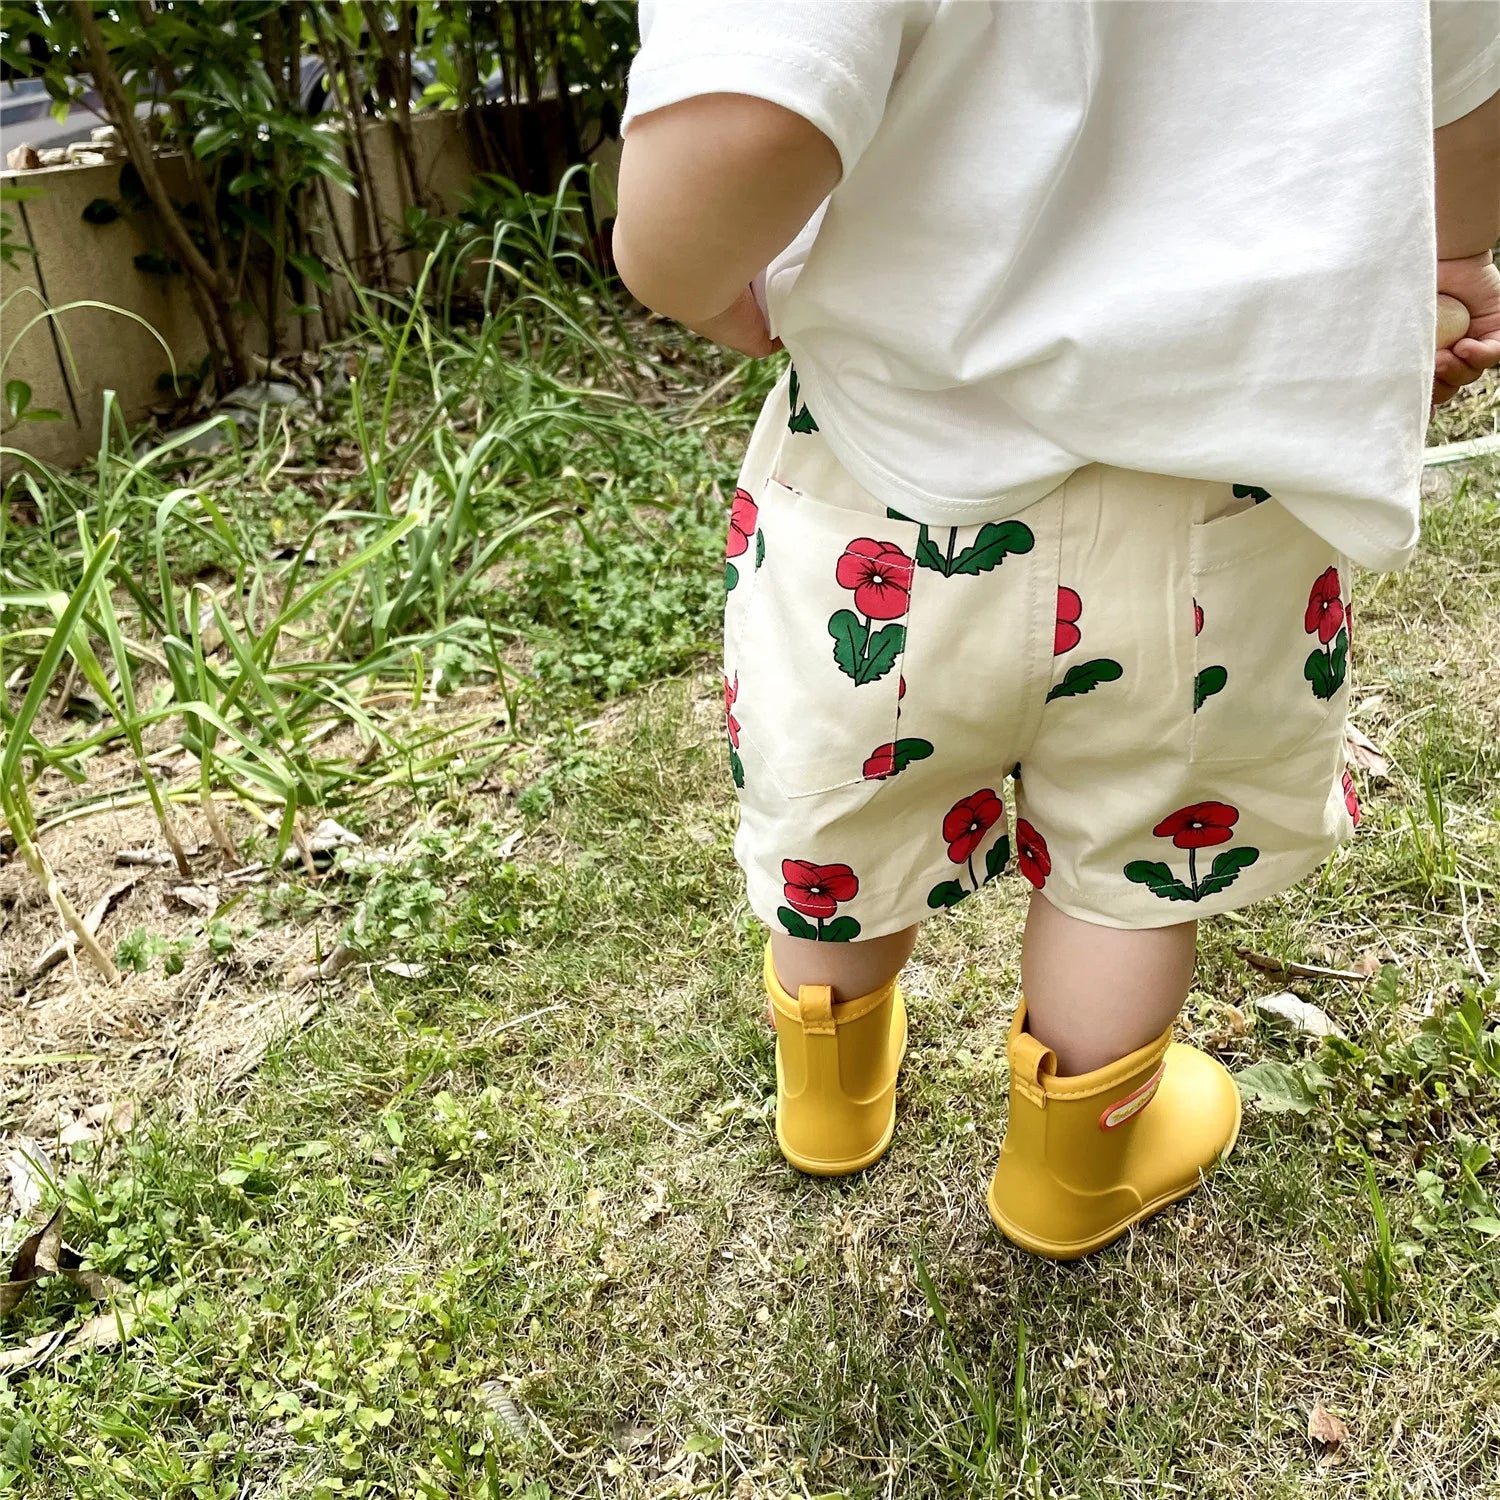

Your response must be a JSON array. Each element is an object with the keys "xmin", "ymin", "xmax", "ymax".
[
  {"xmin": 986, "ymin": 1090, "xmax": 1243, "ymax": 1260},
  {"xmin": 776, "ymin": 999, "xmax": 908, "ymax": 1178}
]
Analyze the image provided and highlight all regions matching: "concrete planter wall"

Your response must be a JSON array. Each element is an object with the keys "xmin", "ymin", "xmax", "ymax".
[{"xmin": 1, "ymin": 102, "xmax": 615, "ymax": 474}]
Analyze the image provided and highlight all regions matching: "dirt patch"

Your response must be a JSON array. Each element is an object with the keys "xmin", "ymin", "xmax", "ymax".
[{"xmin": 0, "ymin": 686, "xmax": 528, "ymax": 1168}]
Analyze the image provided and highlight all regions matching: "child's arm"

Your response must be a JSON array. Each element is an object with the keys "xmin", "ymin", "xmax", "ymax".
[
  {"xmin": 1434, "ymin": 84, "xmax": 1500, "ymax": 404},
  {"xmin": 613, "ymin": 94, "xmax": 841, "ymax": 355}
]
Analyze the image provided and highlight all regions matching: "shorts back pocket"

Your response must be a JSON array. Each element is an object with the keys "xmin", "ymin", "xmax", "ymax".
[
  {"xmin": 1190, "ymin": 499, "xmax": 1350, "ymax": 765},
  {"xmin": 728, "ymin": 480, "xmax": 921, "ymax": 799}
]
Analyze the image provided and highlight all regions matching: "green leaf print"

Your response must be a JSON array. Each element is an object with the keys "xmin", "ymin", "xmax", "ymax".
[
  {"xmin": 756, "ymin": 530, "xmax": 766, "ymax": 569},
  {"xmin": 1193, "ymin": 664, "xmax": 1228, "ymax": 711},
  {"xmin": 914, "ymin": 530, "xmax": 947, "ymax": 574},
  {"xmin": 729, "ymin": 747, "xmax": 744, "ymax": 789},
  {"xmin": 725, "ymin": 561, "xmax": 739, "ymax": 593},
  {"xmin": 886, "ymin": 506, "xmax": 917, "ymax": 523},
  {"xmin": 1046, "ymin": 658, "xmax": 1124, "ymax": 703},
  {"xmin": 949, "ymin": 520, "xmax": 1036, "ymax": 576},
  {"xmin": 887, "ymin": 738, "xmax": 935, "ymax": 774},
  {"xmin": 1124, "ymin": 860, "xmax": 1195, "ymax": 902},
  {"xmin": 1196, "ymin": 845, "xmax": 1260, "ymax": 898},
  {"xmin": 822, "ymin": 915, "xmax": 862, "ymax": 942},
  {"xmin": 927, "ymin": 879, "xmax": 967, "ymax": 910},
  {"xmin": 1232, "ymin": 484, "xmax": 1271, "ymax": 503},
  {"xmin": 777, "ymin": 906, "xmax": 818, "ymax": 941},
  {"xmin": 787, "ymin": 369, "xmax": 819, "ymax": 433},
  {"xmin": 1304, "ymin": 647, "xmax": 1336, "ymax": 700},
  {"xmin": 829, "ymin": 609, "xmax": 869, "ymax": 680},
  {"xmin": 859, "ymin": 622, "xmax": 906, "ymax": 685},
  {"xmin": 1329, "ymin": 626, "xmax": 1349, "ymax": 692},
  {"xmin": 984, "ymin": 834, "xmax": 1011, "ymax": 882}
]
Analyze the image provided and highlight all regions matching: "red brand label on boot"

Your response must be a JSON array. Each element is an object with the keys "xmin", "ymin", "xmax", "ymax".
[{"xmin": 1098, "ymin": 1062, "xmax": 1166, "ymax": 1131}]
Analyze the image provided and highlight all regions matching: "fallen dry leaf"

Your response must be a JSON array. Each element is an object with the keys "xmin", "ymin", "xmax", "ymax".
[
  {"xmin": 381, "ymin": 961, "xmax": 428, "ymax": 979},
  {"xmin": 3, "ymin": 1138, "xmax": 53, "ymax": 1222},
  {"xmin": 31, "ymin": 877, "xmax": 138, "ymax": 979},
  {"xmin": 1236, "ymin": 949, "xmax": 1369, "ymax": 984},
  {"xmin": 64, "ymin": 1306, "xmax": 135, "ymax": 1354},
  {"xmin": 169, "ymin": 884, "xmax": 219, "ymax": 914},
  {"xmin": 1255, "ymin": 993, "xmax": 1345, "ymax": 1039},
  {"xmin": 0, "ymin": 1326, "xmax": 69, "ymax": 1373},
  {"xmin": 57, "ymin": 1118, "xmax": 97, "ymax": 1149},
  {"xmin": 1, "ymin": 1206, "xmax": 64, "ymax": 1316},
  {"xmin": 1344, "ymin": 723, "xmax": 1391, "ymax": 779},
  {"xmin": 1308, "ymin": 1401, "xmax": 1351, "ymax": 1465}
]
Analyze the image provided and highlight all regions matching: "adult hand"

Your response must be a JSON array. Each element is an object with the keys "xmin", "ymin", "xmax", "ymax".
[
  {"xmin": 1434, "ymin": 252, "xmax": 1500, "ymax": 406},
  {"xmin": 684, "ymin": 285, "xmax": 783, "ymax": 359}
]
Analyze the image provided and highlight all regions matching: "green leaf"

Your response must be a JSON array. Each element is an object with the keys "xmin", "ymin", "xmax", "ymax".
[
  {"xmin": 724, "ymin": 561, "xmax": 739, "ymax": 593},
  {"xmin": 915, "ymin": 532, "xmax": 947, "ymax": 573},
  {"xmin": 755, "ymin": 529, "xmax": 765, "ymax": 569},
  {"xmin": 822, "ymin": 916, "xmax": 862, "ymax": 942},
  {"xmin": 927, "ymin": 879, "xmax": 967, "ymax": 910},
  {"xmin": 23, "ymin": 408, "xmax": 61, "ymax": 422},
  {"xmin": 777, "ymin": 906, "xmax": 818, "ymax": 941},
  {"xmin": 1193, "ymin": 664, "xmax": 1228, "ymax": 711},
  {"xmin": 1304, "ymin": 647, "xmax": 1336, "ymax": 700},
  {"xmin": 288, "ymin": 251, "xmax": 332, "ymax": 292},
  {"xmin": 1467, "ymin": 1216, "xmax": 1500, "ymax": 1237},
  {"xmin": 985, "ymin": 834, "xmax": 1011, "ymax": 882},
  {"xmin": 828, "ymin": 609, "xmax": 868, "ymax": 680},
  {"xmin": 1329, "ymin": 626, "xmax": 1349, "ymax": 692},
  {"xmin": 5, "ymin": 378, "xmax": 31, "ymax": 419},
  {"xmin": 888, "ymin": 737, "xmax": 934, "ymax": 773},
  {"xmin": 1123, "ymin": 860, "xmax": 1195, "ymax": 902},
  {"xmin": 729, "ymin": 748, "xmax": 744, "ymax": 789},
  {"xmin": 1197, "ymin": 845, "xmax": 1260, "ymax": 897},
  {"xmin": 1235, "ymin": 1060, "xmax": 1322, "ymax": 1114},
  {"xmin": 857, "ymin": 622, "xmax": 905, "ymax": 685},
  {"xmin": 229, "ymin": 201, "xmax": 276, "ymax": 246},
  {"xmin": 1047, "ymin": 658, "xmax": 1124, "ymax": 702},
  {"xmin": 81, "ymin": 198, "xmax": 120, "ymax": 226},
  {"xmin": 949, "ymin": 520, "xmax": 1036, "ymax": 576},
  {"xmin": 192, "ymin": 122, "xmax": 236, "ymax": 158}
]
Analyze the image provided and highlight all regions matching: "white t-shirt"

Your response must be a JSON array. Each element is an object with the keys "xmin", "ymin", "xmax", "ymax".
[{"xmin": 624, "ymin": 1, "xmax": 1500, "ymax": 571}]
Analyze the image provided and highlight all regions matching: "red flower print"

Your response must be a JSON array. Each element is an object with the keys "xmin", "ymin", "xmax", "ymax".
[
  {"xmin": 726, "ymin": 488, "xmax": 758, "ymax": 560},
  {"xmin": 835, "ymin": 539, "xmax": 914, "ymax": 620},
  {"xmin": 1193, "ymin": 599, "xmax": 1204, "ymax": 637},
  {"xmin": 1305, "ymin": 567, "xmax": 1345, "ymax": 645},
  {"xmin": 943, "ymin": 790, "xmax": 1004, "ymax": 865},
  {"xmin": 1343, "ymin": 769, "xmax": 1361, "ymax": 827},
  {"xmin": 723, "ymin": 672, "xmax": 740, "ymax": 749},
  {"xmin": 1153, "ymin": 801, "xmax": 1240, "ymax": 849},
  {"xmin": 1054, "ymin": 587, "xmax": 1082, "ymax": 655},
  {"xmin": 781, "ymin": 859, "xmax": 859, "ymax": 920},
  {"xmin": 1016, "ymin": 818, "xmax": 1051, "ymax": 889},
  {"xmin": 864, "ymin": 744, "xmax": 898, "ymax": 780}
]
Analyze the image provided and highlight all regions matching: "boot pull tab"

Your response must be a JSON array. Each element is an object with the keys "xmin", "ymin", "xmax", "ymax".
[
  {"xmin": 797, "ymin": 984, "xmax": 837, "ymax": 1036},
  {"xmin": 1010, "ymin": 1029, "xmax": 1056, "ymax": 1109}
]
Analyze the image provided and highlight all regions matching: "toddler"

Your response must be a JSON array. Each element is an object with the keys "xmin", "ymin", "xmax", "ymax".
[{"xmin": 612, "ymin": 1, "xmax": 1500, "ymax": 1257}]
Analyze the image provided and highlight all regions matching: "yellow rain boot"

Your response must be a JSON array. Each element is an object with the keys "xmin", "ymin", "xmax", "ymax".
[
  {"xmin": 764, "ymin": 944, "xmax": 908, "ymax": 1176},
  {"xmin": 987, "ymin": 1001, "xmax": 1241, "ymax": 1259}
]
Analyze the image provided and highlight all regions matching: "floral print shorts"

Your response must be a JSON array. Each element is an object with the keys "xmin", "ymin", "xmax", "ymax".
[{"xmin": 723, "ymin": 371, "xmax": 1359, "ymax": 941}]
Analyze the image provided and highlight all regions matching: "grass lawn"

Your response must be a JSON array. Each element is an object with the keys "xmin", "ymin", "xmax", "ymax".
[{"xmin": 3, "ymin": 292, "xmax": 1499, "ymax": 1495}]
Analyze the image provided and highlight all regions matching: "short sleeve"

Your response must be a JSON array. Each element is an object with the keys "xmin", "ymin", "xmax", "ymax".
[
  {"xmin": 1431, "ymin": 1, "xmax": 1500, "ymax": 125},
  {"xmin": 623, "ymin": 0, "xmax": 911, "ymax": 177}
]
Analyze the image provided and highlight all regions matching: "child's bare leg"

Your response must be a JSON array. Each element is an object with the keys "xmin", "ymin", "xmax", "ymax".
[
  {"xmin": 1022, "ymin": 893, "xmax": 1196, "ymax": 1075},
  {"xmin": 770, "ymin": 924, "xmax": 919, "ymax": 1001}
]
